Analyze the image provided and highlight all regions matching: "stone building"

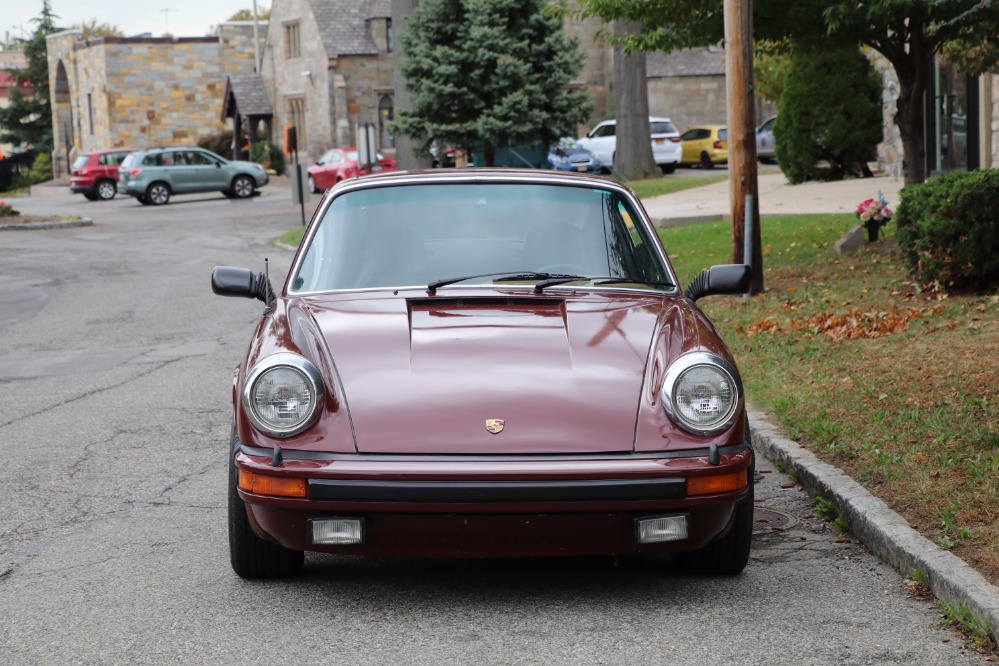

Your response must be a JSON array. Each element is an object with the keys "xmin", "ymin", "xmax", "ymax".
[
  {"xmin": 45, "ymin": 22, "xmax": 265, "ymax": 176},
  {"xmin": 260, "ymin": 0, "xmax": 394, "ymax": 164}
]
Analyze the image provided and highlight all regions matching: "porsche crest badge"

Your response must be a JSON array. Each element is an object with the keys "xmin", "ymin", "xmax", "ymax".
[{"xmin": 485, "ymin": 419, "xmax": 505, "ymax": 434}]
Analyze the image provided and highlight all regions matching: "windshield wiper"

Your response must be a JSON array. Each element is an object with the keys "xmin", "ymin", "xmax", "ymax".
[
  {"xmin": 428, "ymin": 271, "xmax": 556, "ymax": 293},
  {"xmin": 591, "ymin": 277, "xmax": 675, "ymax": 289}
]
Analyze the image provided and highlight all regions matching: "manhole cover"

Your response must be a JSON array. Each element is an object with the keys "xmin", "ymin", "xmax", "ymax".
[{"xmin": 752, "ymin": 507, "xmax": 799, "ymax": 535}]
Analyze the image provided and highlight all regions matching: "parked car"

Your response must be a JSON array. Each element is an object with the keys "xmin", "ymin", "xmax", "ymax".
[
  {"xmin": 70, "ymin": 148, "xmax": 134, "ymax": 201},
  {"xmin": 756, "ymin": 116, "xmax": 777, "ymax": 164},
  {"xmin": 576, "ymin": 117, "xmax": 682, "ymax": 174},
  {"xmin": 679, "ymin": 126, "xmax": 728, "ymax": 168},
  {"xmin": 117, "ymin": 147, "xmax": 268, "ymax": 205},
  {"xmin": 212, "ymin": 168, "xmax": 754, "ymax": 579},
  {"xmin": 307, "ymin": 147, "xmax": 397, "ymax": 193},
  {"xmin": 545, "ymin": 137, "xmax": 601, "ymax": 173}
]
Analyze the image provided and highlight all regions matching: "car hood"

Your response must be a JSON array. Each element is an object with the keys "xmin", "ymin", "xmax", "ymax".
[{"xmin": 305, "ymin": 291, "xmax": 665, "ymax": 454}]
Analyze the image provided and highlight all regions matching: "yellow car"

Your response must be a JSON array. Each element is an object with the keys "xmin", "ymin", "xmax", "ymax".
[{"xmin": 679, "ymin": 125, "xmax": 728, "ymax": 168}]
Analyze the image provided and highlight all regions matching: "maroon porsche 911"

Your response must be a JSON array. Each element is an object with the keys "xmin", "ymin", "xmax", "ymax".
[{"xmin": 212, "ymin": 169, "xmax": 754, "ymax": 579}]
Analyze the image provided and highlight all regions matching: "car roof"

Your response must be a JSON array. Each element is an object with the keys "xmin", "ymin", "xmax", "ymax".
[{"xmin": 597, "ymin": 116, "xmax": 675, "ymax": 125}]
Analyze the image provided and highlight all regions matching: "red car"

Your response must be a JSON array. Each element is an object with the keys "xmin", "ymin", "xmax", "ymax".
[
  {"xmin": 213, "ymin": 169, "xmax": 753, "ymax": 579},
  {"xmin": 306, "ymin": 147, "xmax": 397, "ymax": 193},
  {"xmin": 70, "ymin": 148, "xmax": 134, "ymax": 201}
]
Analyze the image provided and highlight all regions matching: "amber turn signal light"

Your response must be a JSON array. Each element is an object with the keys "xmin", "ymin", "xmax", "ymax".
[
  {"xmin": 686, "ymin": 471, "xmax": 748, "ymax": 496},
  {"xmin": 238, "ymin": 469, "xmax": 307, "ymax": 498}
]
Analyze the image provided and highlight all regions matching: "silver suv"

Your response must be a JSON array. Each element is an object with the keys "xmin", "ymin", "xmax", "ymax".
[{"xmin": 117, "ymin": 147, "xmax": 269, "ymax": 205}]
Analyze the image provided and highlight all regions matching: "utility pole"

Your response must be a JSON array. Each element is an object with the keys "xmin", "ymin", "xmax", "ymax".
[{"xmin": 724, "ymin": 0, "xmax": 763, "ymax": 295}]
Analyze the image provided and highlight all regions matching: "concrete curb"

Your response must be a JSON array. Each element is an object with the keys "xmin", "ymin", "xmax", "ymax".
[
  {"xmin": 0, "ymin": 217, "xmax": 93, "ymax": 231},
  {"xmin": 749, "ymin": 406, "xmax": 999, "ymax": 640}
]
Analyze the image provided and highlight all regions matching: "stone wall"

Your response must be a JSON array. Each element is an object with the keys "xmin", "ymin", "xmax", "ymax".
[
  {"xmin": 875, "ymin": 55, "xmax": 904, "ymax": 180},
  {"xmin": 218, "ymin": 22, "xmax": 267, "ymax": 75},
  {"xmin": 104, "ymin": 39, "xmax": 227, "ymax": 148},
  {"xmin": 647, "ymin": 74, "xmax": 776, "ymax": 136}
]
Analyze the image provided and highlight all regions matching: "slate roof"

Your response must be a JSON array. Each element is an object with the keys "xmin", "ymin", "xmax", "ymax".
[
  {"xmin": 222, "ymin": 73, "xmax": 273, "ymax": 118},
  {"xmin": 309, "ymin": 0, "xmax": 391, "ymax": 58},
  {"xmin": 646, "ymin": 47, "xmax": 726, "ymax": 78}
]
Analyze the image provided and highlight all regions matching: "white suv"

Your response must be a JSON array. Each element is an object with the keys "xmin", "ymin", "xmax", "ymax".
[{"xmin": 577, "ymin": 116, "xmax": 682, "ymax": 174}]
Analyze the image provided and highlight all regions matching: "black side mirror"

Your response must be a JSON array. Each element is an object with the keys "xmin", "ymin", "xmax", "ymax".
[
  {"xmin": 212, "ymin": 266, "xmax": 275, "ymax": 303},
  {"xmin": 684, "ymin": 264, "xmax": 751, "ymax": 301}
]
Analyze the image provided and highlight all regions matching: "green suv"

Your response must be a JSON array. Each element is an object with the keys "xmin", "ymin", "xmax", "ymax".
[{"xmin": 117, "ymin": 147, "xmax": 269, "ymax": 205}]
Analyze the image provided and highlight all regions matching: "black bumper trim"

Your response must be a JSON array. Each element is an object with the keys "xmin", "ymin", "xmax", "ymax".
[
  {"xmin": 307, "ymin": 477, "xmax": 687, "ymax": 503},
  {"xmin": 237, "ymin": 442, "xmax": 750, "ymax": 463}
]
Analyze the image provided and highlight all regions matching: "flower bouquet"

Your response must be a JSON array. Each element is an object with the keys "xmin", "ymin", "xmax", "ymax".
[{"xmin": 855, "ymin": 192, "xmax": 892, "ymax": 242}]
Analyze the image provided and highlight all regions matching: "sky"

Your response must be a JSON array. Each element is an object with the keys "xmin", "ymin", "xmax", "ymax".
[{"xmin": 5, "ymin": 0, "xmax": 270, "ymax": 43}]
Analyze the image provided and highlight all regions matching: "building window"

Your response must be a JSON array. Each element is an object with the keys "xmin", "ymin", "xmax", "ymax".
[
  {"xmin": 87, "ymin": 93, "xmax": 93, "ymax": 135},
  {"xmin": 386, "ymin": 19, "xmax": 394, "ymax": 53},
  {"xmin": 287, "ymin": 97, "xmax": 306, "ymax": 154},
  {"xmin": 378, "ymin": 95, "xmax": 394, "ymax": 149},
  {"xmin": 284, "ymin": 22, "xmax": 301, "ymax": 59}
]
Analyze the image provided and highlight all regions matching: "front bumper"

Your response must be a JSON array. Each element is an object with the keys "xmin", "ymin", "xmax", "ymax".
[{"xmin": 233, "ymin": 440, "xmax": 753, "ymax": 557}]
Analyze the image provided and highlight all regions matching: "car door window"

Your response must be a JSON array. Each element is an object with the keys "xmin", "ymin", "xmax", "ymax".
[
  {"xmin": 593, "ymin": 124, "xmax": 616, "ymax": 139},
  {"xmin": 680, "ymin": 129, "xmax": 700, "ymax": 141}
]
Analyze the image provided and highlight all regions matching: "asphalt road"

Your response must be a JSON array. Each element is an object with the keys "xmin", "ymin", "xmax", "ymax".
[{"xmin": 0, "ymin": 183, "xmax": 989, "ymax": 665}]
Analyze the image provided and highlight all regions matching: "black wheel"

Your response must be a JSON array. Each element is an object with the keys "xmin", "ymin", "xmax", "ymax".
[
  {"xmin": 228, "ymin": 451, "xmax": 304, "ymax": 579},
  {"xmin": 672, "ymin": 472, "xmax": 753, "ymax": 575},
  {"xmin": 231, "ymin": 175, "xmax": 255, "ymax": 199},
  {"xmin": 700, "ymin": 151, "xmax": 715, "ymax": 169},
  {"xmin": 137, "ymin": 195, "xmax": 150, "ymax": 206},
  {"xmin": 660, "ymin": 162, "xmax": 677, "ymax": 175},
  {"xmin": 221, "ymin": 190, "xmax": 236, "ymax": 198},
  {"xmin": 308, "ymin": 175, "xmax": 318, "ymax": 194},
  {"xmin": 96, "ymin": 179, "xmax": 117, "ymax": 200},
  {"xmin": 146, "ymin": 182, "xmax": 170, "ymax": 205}
]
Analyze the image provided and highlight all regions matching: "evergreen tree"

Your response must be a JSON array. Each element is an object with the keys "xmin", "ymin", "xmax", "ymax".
[
  {"xmin": 0, "ymin": 1, "xmax": 60, "ymax": 153},
  {"xmin": 393, "ymin": 0, "xmax": 593, "ymax": 166},
  {"xmin": 774, "ymin": 42, "xmax": 881, "ymax": 184}
]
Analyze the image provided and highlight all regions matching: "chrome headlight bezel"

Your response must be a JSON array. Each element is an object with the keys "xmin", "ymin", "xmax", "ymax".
[
  {"xmin": 242, "ymin": 353, "xmax": 325, "ymax": 438},
  {"xmin": 661, "ymin": 351, "xmax": 743, "ymax": 436}
]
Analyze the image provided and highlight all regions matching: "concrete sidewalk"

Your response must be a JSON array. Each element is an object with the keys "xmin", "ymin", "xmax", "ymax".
[{"xmin": 643, "ymin": 170, "xmax": 905, "ymax": 225}]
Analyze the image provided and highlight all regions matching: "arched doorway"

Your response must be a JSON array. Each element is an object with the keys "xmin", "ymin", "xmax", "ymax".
[{"xmin": 52, "ymin": 60, "xmax": 74, "ymax": 176}]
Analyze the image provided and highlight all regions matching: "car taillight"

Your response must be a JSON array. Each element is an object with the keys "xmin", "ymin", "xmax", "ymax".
[
  {"xmin": 129, "ymin": 168, "xmax": 142, "ymax": 177},
  {"xmin": 713, "ymin": 140, "xmax": 723, "ymax": 149},
  {"xmin": 77, "ymin": 167, "xmax": 89, "ymax": 175},
  {"xmin": 670, "ymin": 137, "xmax": 681, "ymax": 143}
]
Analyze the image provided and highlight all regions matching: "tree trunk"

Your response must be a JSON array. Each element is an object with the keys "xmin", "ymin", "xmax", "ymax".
[
  {"xmin": 612, "ymin": 21, "xmax": 658, "ymax": 181},
  {"xmin": 392, "ymin": 0, "xmax": 433, "ymax": 170},
  {"xmin": 892, "ymin": 21, "xmax": 929, "ymax": 186}
]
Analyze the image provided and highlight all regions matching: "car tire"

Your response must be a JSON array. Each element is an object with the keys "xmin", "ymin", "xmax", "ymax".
[
  {"xmin": 660, "ymin": 163, "xmax": 677, "ymax": 175},
  {"xmin": 228, "ymin": 443, "xmax": 304, "ymax": 579},
  {"xmin": 83, "ymin": 192, "xmax": 99, "ymax": 201},
  {"xmin": 308, "ymin": 175, "xmax": 318, "ymax": 194},
  {"xmin": 700, "ymin": 152, "xmax": 715, "ymax": 169},
  {"xmin": 672, "ymin": 470, "xmax": 753, "ymax": 575},
  {"xmin": 137, "ymin": 195, "xmax": 150, "ymax": 206},
  {"xmin": 231, "ymin": 175, "xmax": 255, "ymax": 199},
  {"xmin": 146, "ymin": 182, "xmax": 171, "ymax": 205},
  {"xmin": 96, "ymin": 179, "xmax": 117, "ymax": 201}
]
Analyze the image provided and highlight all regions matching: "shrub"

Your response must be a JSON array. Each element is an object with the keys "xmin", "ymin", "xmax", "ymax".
[
  {"xmin": 29, "ymin": 152, "xmax": 53, "ymax": 184},
  {"xmin": 198, "ymin": 130, "xmax": 235, "ymax": 159},
  {"xmin": 251, "ymin": 139, "xmax": 285, "ymax": 175},
  {"xmin": 894, "ymin": 169, "xmax": 999, "ymax": 291},
  {"xmin": 775, "ymin": 42, "xmax": 881, "ymax": 183}
]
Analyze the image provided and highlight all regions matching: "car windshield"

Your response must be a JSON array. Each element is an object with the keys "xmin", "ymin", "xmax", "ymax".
[{"xmin": 291, "ymin": 183, "xmax": 672, "ymax": 292}]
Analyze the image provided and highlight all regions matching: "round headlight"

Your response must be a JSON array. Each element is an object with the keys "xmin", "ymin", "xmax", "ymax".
[
  {"xmin": 662, "ymin": 352, "xmax": 742, "ymax": 435},
  {"xmin": 243, "ymin": 353, "xmax": 324, "ymax": 437}
]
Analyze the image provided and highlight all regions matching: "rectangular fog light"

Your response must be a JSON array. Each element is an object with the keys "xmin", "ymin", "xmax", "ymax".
[
  {"xmin": 636, "ymin": 514, "xmax": 689, "ymax": 544},
  {"xmin": 310, "ymin": 518, "xmax": 365, "ymax": 545}
]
